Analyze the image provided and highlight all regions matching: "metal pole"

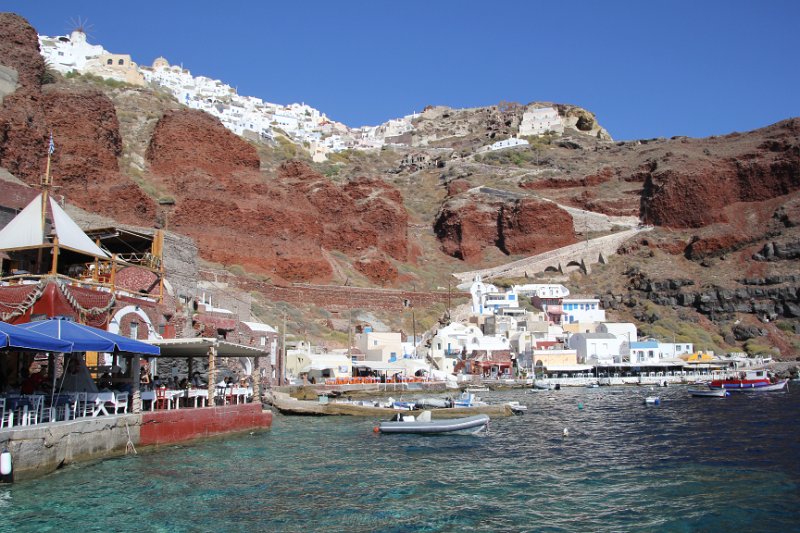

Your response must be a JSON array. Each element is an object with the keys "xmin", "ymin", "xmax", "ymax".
[
  {"xmin": 281, "ymin": 312, "xmax": 286, "ymax": 386},
  {"xmin": 412, "ymin": 306, "xmax": 416, "ymax": 358}
]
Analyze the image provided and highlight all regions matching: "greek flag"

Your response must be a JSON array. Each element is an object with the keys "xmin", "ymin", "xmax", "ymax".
[{"xmin": 48, "ymin": 133, "xmax": 55, "ymax": 155}]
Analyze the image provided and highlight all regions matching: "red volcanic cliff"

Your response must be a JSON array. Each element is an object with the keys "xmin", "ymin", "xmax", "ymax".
[
  {"xmin": 640, "ymin": 119, "xmax": 800, "ymax": 229},
  {"xmin": 0, "ymin": 13, "xmax": 49, "ymax": 181},
  {"xmin": 434, "ymin": 188, "xmax": 576, "ymax": 262},
  {"xmin": 0, "ymin": 14, "xmax": 155, "ymax": 225},
  {"xmin": 145, "ymin": 111, "xmax": 409, "ymax": 284},
  {"xmin": 146, "ymin": 109, "xmax": 261, "ymax": 178}
]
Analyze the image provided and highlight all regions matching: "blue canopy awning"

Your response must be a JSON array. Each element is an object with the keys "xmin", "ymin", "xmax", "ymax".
[
  {"xmin": 0, "ymin": 321, "xmax": 74, "ymax": 352},
  {"xmin": 18, "ymin": 318, "xmax": 160, "ymax": 355}
]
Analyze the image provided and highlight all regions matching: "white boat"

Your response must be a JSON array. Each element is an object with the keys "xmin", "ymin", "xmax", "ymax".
[
  {"xmin": 506, "ymin": 401, "xmax": 528, "ymax": 414},
  {"xmin": 644, "ymin": 396, "xmax": 661, "ymax": 405},
  {"xmin": 749, "ymin": 379, "xmax": 789, "ymax": 392},
  {"xmin": 689, "ymin": 387, "xmax": 730, "ymax": 397},
  {"xmin": 466, "ymin": 386, "xmax": 489, "ymax": 392},
  {"xmin": 416, "ymin": 397, "xmax": 452, "ymax": 409},
  {"xmin": 377, "ymin": 410, "xmax": 490, "ymax": 435},
  {"xmin": 453, "ymin": 391, "xmax": 487, "ymax": 408},
  {"xmin": 533, "ymin": 381, "xmax": 555, "ymax": 390},
  {"xmin": 585, "ymin": 383, "xmax": 599, "ymax": 389}
]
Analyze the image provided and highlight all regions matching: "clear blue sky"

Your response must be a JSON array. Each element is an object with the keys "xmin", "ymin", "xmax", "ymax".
[{"xmin": 5, "ymin": 0, "xmax": 799, "ymax": 140}]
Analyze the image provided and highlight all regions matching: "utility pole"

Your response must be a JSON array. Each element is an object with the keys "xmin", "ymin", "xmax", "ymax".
[
  {"xmin": 280, "ymin": 312, "xmax": 287, "ymax": 386},
  {"xmin": 412, "ymin": 304, "xmax": 416, "ymax": 358},
  {"xmin": 447, "ymin": 280, "xmax": 451, "ymax": 323},
  {"xmin": 347, "ymin": 308, "xmax": 352, "ymax": 361}
]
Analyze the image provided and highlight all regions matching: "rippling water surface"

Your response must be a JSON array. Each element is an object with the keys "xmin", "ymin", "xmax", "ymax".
[{"xmin": 2, "ymin": 386, "xmax": 798, "ymax": 532}]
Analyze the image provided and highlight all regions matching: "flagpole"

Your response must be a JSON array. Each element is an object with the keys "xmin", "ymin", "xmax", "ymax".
[
  {"xmin": 42, "ymin": 134, "xmax": 52, "ymax": 235},
  {"xmin": 38, "ymin": 133, "xmax": 55, "ymax": 275}
]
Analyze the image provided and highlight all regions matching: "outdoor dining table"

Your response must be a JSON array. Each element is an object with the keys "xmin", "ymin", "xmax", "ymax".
[
  {"xmin": 140, "ymin": 389, "xmax": 185, "ymax": 410},
  {"xmin": 184, "ymin": 388, "xmax": 208, "ymax": 408},
  {"xmin": 85, "ymin": 391, "xmax": 116, "ymax": 417}
]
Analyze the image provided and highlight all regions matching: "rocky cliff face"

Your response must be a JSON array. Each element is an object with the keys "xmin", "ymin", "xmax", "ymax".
[
  {"xmin": 640, "ymin": 120, "xmax": 800, "ymax": 229},
  {"xmin": 144, "ymin": 112, "xmax": 409, "ymax": 284},
  {"xmin": 0, "ymin": 13, "xmax": 155, "ymax": 225},
  {"xmin": 434, "ymin": 188, "xmax": 576, "ymax": 261}
]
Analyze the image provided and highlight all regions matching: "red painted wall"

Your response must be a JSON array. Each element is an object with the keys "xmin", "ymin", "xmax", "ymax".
[{"xmin": 139, "ymin": 404, "xmax": 272, "ymax": 446}]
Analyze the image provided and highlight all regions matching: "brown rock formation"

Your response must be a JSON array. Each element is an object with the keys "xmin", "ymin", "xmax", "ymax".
[
  {"xmin": 146, "ymin": 109, "xmax": 260, "ymax": 179},
  {"xmin": 144, "ymin": 113, "xmax": 409, "ymax": 283},
  {"xmin": 0, "ymin": 14, "xmax": 49, "ymax": 181},
  {"xmin": 434, "ymin": 189, "xmax": 576, "ymax": 261},
  {"xmin": 0, "ymin": 13, "xmax": 45, "ymax": 89},
  {"xmin": 0, "ymin": 14, "xmax": 156, "ymax": 226},
  {"xmin": 640, "ymin": 119, "xmax": 800, "ymax": 229}
]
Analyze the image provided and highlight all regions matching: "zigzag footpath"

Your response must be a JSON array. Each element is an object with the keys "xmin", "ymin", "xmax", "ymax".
[{"xmin": 454, "ymin": 226, "xmax": 651, "ymax": 283}]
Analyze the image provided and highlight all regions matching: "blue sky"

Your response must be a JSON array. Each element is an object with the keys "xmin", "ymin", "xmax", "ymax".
[{"xmin": 5, "ymin": 1, "xmax": 799, "ymax": 140}]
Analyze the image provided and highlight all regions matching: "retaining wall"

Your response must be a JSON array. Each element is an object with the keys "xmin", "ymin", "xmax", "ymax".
[{"xmin": 0, "ymin": 405, "xmax": 272, "ymax": 482}]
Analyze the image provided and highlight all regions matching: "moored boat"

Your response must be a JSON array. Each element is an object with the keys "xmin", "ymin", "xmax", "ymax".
[
  {"xmin": 377, "ymin": 410, "xmax": 490, "ymax": 435},
  {"xmin": 710, "ymin": 369, "xmax": 789, "ymax": 392},
  {"xmin": 506, "ymin": 401, "xmax": 528, "ymax": 414},
  {"xmin": 689, "ymin": 387, "xmax": 730, "ymax": 397},
  {"xmin": 644, "ymin": 396, "xmax": 661, "ymax": 405},
  {"xmin": 453, "ymin": 391, "xmax": 487, "ymax": 407}
]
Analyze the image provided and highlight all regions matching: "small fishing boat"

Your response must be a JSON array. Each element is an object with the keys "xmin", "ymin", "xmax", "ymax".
[
  {"xmin": 710, "ymin": 369, "xmax": 789, "ymax": 392},
  {"xmin": 453, "ymin": 391, "xmax": 487, "ymax": 408},
  {"xmin": 585, "ymin": 383, "xmax": 599, "ymax": 389},
  {"xmin": 466, "ymin": 386, "xmax": 489, "ymax": 393},
  {"xmin": 689, "ymin": 387, "xmax": 730, "ymax": 397},
  {"xmin": 416, "ymin": 397, "xmax": 453, "ymax": 409},
  {"xmin": 377, "ymin": 410, "xmax": 490, "ymax": 435},
  {"xmin": 533, "ymin": 381, "xmax": 556, "ymax": 390},
  {"xmin": 506, "ymin": 401, "xmax": 528, "ymax": 414},
  {"xmin": 644, "ymin": 396, "xmax": 660, "ymax": 405}
]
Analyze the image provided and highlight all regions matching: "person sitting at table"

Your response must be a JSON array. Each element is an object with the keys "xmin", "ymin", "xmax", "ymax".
[
  {"xmin": 20, "ymin": 367, "xmax": 44, "ymax": 394},
  {"xmin": 191, "ymin": 371, "xmax": 205, "ymax": 387},
  {"xmin": 98, "ymin": 372, "xmax": 114, "ymax": 390},
  {"xmin": 179, "ymin": 377, "xmax": 189, "ymax": 389}
]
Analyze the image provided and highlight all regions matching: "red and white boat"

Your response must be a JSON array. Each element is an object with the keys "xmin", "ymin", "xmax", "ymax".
[{"xmin": 709, "ymin": 369, "xmax": 789, "ymax": 391}]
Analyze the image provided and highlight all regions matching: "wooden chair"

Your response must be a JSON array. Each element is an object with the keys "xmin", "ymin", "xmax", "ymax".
[{"xmin": 154, "ymin": 387, "xmax": 170, "ymax": 410}]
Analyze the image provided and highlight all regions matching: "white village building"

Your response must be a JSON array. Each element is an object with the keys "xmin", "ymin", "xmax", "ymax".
[{"xmin": 518, "ymin": 107, "xmax": 564, "ymax": 136}]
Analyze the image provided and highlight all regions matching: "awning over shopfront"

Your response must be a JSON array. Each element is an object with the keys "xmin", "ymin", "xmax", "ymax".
[
  {"xmin": 300, "ymin": 354, "xmax": 351, "ymax": 373},
  {"xmin": 0, "ymin": 320, "xmax": 73, "ymax": 352},
  {"xmin": 541, "ymin": 364, "xmax": 594, "ymax": 372},
  {"xmin": 19, "ymin": 317, "xmax": 159, "ymax": 355},
  {"xmin": 147, "ymin": 337, "xmax": 266, "ymax": 358}
]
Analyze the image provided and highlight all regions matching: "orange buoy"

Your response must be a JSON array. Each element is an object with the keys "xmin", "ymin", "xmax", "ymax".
[{"xmin": 373, "ymin": 426, "xmax": 380, "ymax": 433}]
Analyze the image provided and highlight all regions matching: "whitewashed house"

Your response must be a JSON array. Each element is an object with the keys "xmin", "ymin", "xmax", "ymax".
[
  {"xmin": 561, "ymin": 298, "xmax": 606, "ymax": 325},
  {"xmin": 355, "ymin": 330, "xmax": 404, "ymax": 364},
  {"xmin": 657, "ymin": 342, "xmax": 694, "ymax": 359},
  {"xmin": 568, "ymin": 332, "xmax": 622, "ymax": 364},
  {"xmin": 487, "ymin": 136, "xmax": 529, "ymax": 152},
  {"xmin": 470, "ymin": 276, "xmax": 519, "ymax": 316},
  {"xmin": 39, "ymin": 30, "xmax": 106, "ymax": 74},
  {"xmin": 596, "ymin": 322, "xmax": 638, "ymax": 344},
  {"xmin": 518, "ymin": 107, "xmax": 564, "ymax": 136}
]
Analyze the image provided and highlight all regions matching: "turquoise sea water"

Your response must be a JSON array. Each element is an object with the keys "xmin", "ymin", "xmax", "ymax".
[{"xmin": 2, "ymin": 386, "xmax": 798, "ymax": 532}]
